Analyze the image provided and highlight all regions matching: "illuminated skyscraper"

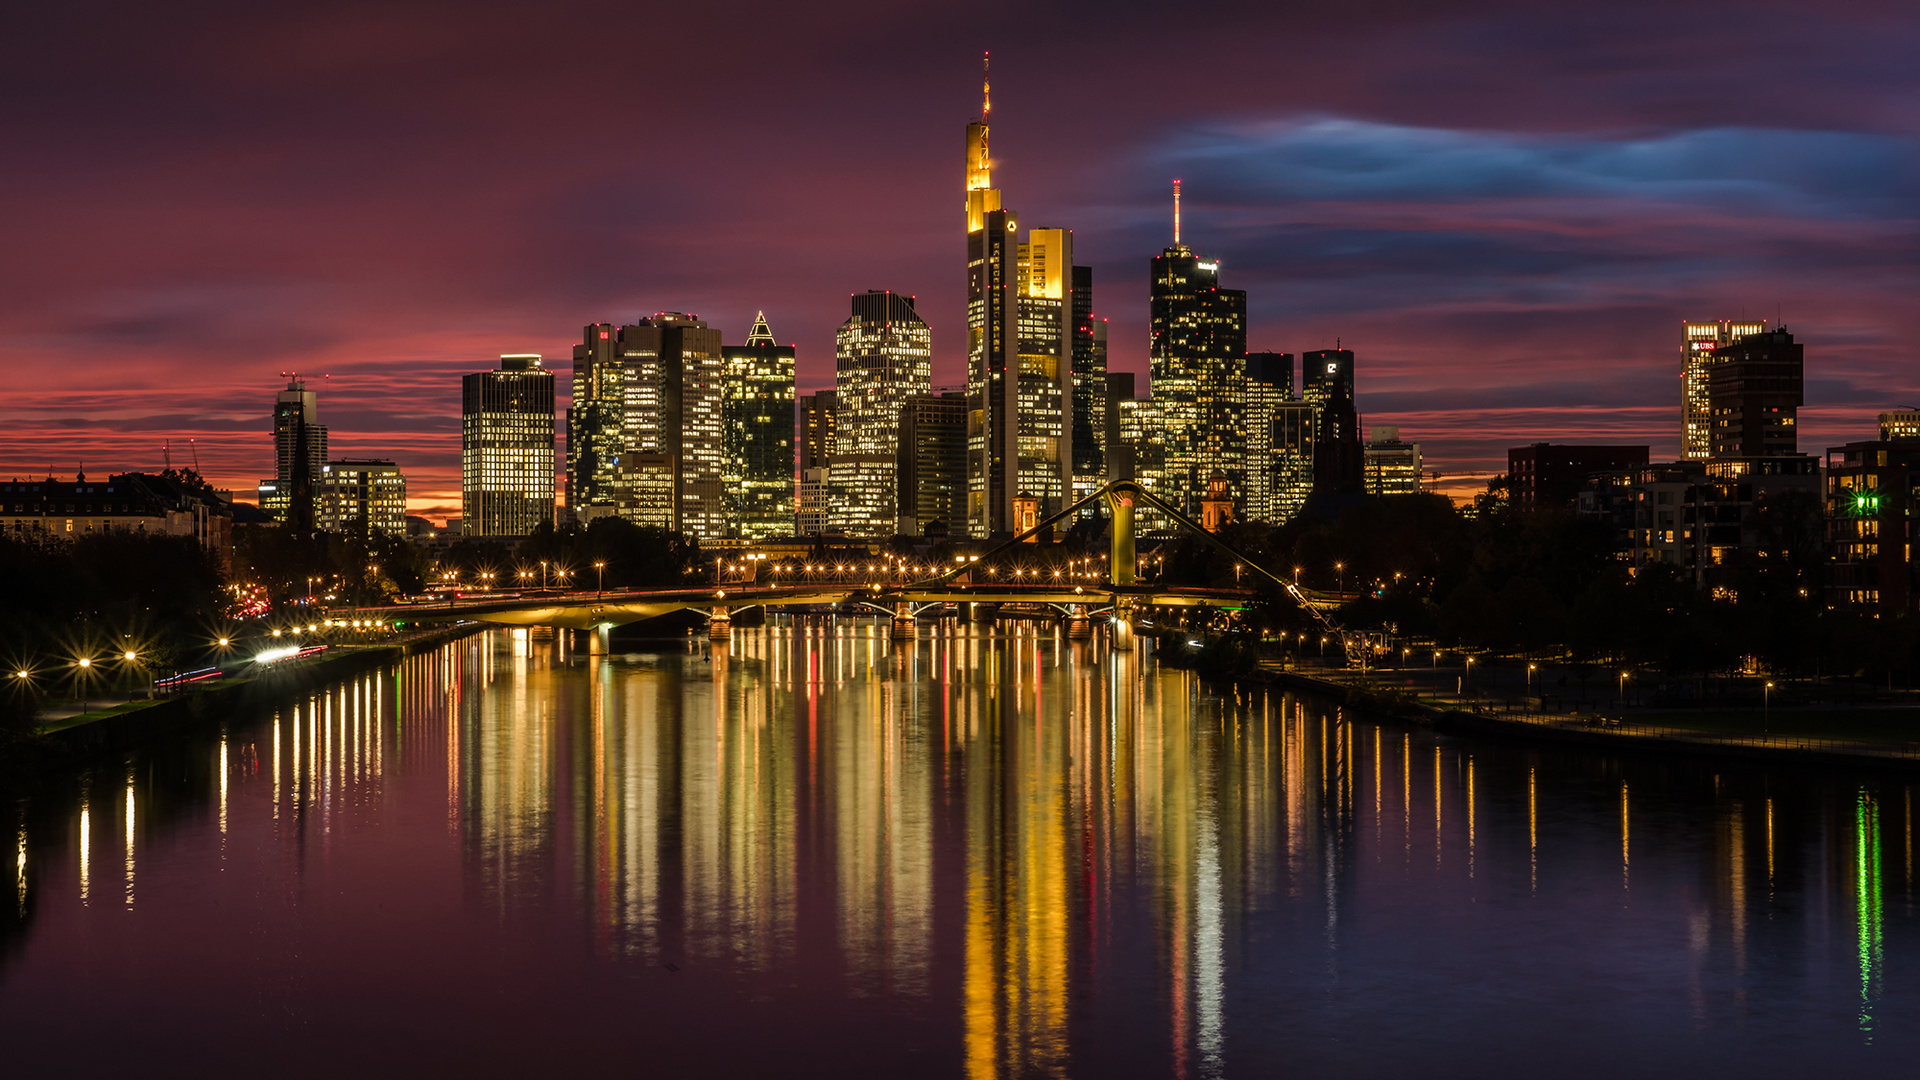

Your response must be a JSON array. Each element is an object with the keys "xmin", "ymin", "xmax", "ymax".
[
  {"xmin": 1302, "ymin": 348, "xmax": 1363, "ymax": 494},
  {"xmin": 830, "ymin": 290, "xmax": 931, "ymax": 538},
  {"xmin": 1148, "ymin": 182, "xmax": 1246, "ymax": 517},
  {"xmin": 462, "ymin": 355, "xmax": 555, "ymax": 537},
  {"xmin": 800, "ymin": 390, "xmax": 837, "ymax": 471},
  {"xmin": 613, "ymin": 313, "xmax": 726, "ymax": 541},
  {"xmin": 1070, "ymin": 268, "xmax": 1107, "ymax": 504},
  {"xmin": 897, "ymin": 391, "xmax": 968, "ymax": 535},
  {"xmin": 1245, "ymin": 352, "xmax": 1314, "ymax": 522},
  {"xmin": 1682, "ymin": 319, "xmax": 1766, "ymax": 460},
  {"xmin": 722, "ymin": 312, "xmax": 796, "ymax": 541},
  {"xmin": 568, "ymin": 322, "xmax": 626, "ymax": 518},
  {"xmin": 963, "ymin": 59, "xmax": 1077, "ymax": 536},
  {"xmin": 260, "ymin": 375, "xmax": 329, "ymax": 528}
]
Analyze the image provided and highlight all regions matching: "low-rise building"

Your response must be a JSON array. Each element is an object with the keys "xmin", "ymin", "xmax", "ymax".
[{"xmin": 0, "ymin": 471, "xmax": 233, "ymax": 569}]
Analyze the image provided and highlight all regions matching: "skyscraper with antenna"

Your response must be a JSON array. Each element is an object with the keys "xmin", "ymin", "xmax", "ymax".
[
  {"xmin": 1147, "ymin": 180, "xmax": 1247, "ymax": 519},
  {"xmin": 964, "ymin": 54, "xmax": 1084, "ymax": 537}
]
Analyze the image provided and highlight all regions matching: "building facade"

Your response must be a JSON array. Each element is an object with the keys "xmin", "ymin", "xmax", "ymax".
[
  {"xmin": 722, "ymin": 312, "xmax": 796, "ymax": 541},
  {"xmin": 319, "ymin": 459, "xmax": 406, "ymax": 537},
  {"xmin": 897, "ymin": 391, "xmax": 968, "ymax": 536},
  {"xmin": 1362, "ymin": 427, "xmax": 1423, "ymax": 497},
  {"xmin": 1302, "ymin": 348, "xmax": 1363, "ymax": 495},
  {"xmin": 260, "ymin": 375, "xmax": 329, "ymax": 528},
  {"xmin": 830, "ymin": 290, "xmax": 931, "ymax": 538},
  {"xmin": 613, "ymin": 313, "xmax": 726, "ymax": 541},
  {"xmin": 797, "ymin": 467, "xmax": 829, "ymax": 536},
  {"xmin": 0, "ymin": 471, "xmax": 232, "ymax": 569},
  {"xmin": 461, "ymin": 355, "xmax": 555, "ymax": 537},
  {"xmin": 1509, "ymin": 443, "xmax": 1651, "ymax": 509},
  {"xmin": 1682, "ymin": 319, "xmax": 1767, "ymax": 460},
  {"xmin": 1708, "ymin": 326, "xmax": 1803, "ymax": 458},
  {"xmin": 1070, "ymin": 268, "xmax": 1107, "ymax": 505},
  {"xmin": 1827, "ymin": 440, "xmax": 1920, "ymax": 614},
  {"xmin": 1880, "ymin": 410, "xmax": 1920, "ymax": 442},
  {"xmin": 1245, "ymin": 352, "xmax": 1316, "ymax": 523},
  {"xmin": 1148, "ymin": 192, "xmax": 1247, "ymax": 518},
  {"xmin": 961, "ymin": 82, "xmax": 1080, "ymax": 536},
  {"xmin": 800, "ymin": 390, "xmax": 837, "ymax": 471}
]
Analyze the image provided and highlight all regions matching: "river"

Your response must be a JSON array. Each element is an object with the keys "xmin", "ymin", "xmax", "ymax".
[{"xmin": 1, "ymin": 623, "xmax": 1913, "ymax": 1077}]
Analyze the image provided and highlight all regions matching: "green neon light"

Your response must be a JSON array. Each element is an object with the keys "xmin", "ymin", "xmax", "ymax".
[{"xmin": 1857, "ymin": 788, "xmax": 1883, "ymax": 1040}]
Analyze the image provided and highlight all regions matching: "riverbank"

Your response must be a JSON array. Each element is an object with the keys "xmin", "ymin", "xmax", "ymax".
[
  {"xmin": 1260, "ymin": 662, "xmax": 1920, "ymax": 772},
  {"xmin": 2, "ymin": 622, "xmax": 486, "ymax": 780}
]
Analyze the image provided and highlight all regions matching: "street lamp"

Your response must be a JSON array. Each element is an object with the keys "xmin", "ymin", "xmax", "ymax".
[
  {"xmin": 1764, "ymin": 680, "xmax": 1774, "ymax": 735},
  {"xmin": 1618, "ymin": 671, "xmax": 1629, "ymax": 711},
  {"xmin": 1335, "ymin": 562, "xmax": 1345, "ymax": 594},
  {"xmin": 595, "ymin": 561, "xmax": 606, "ymax": 595},
  {"xmin": 1527, "ymin": 662, "xmax": 1538, "ymax": 690}
]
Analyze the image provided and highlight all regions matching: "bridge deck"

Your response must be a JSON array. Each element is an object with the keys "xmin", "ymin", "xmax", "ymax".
[{"xmin": 331, "ymin": 582, "xmax": 1256, "ymax": 630}]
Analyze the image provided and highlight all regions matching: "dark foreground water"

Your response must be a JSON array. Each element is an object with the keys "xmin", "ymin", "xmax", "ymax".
[{"xmin": 1, "ymin": 624, "xmax": 1915, "ymax": 1078}]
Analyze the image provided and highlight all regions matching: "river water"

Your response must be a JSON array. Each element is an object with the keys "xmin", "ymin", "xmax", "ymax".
[{"xmin": 1, "ymin": 624, "xmax": 1914, "ymax": 1077}]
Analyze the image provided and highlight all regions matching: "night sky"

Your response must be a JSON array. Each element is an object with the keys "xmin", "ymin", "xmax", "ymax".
[{"xmin": 4, "ymin": 0, "xmax": 1916, "ymax": 519}]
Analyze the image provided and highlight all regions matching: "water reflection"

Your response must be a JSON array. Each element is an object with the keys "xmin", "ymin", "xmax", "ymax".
[{"xmin": 1, "ymin": 623, "xmax": 1917, "ymax": 1076}]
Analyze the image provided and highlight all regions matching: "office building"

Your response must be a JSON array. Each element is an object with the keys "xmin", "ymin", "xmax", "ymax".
[
  {"xmin": 611, "ymin": 313, "xmax": 726, "ymax": 541},
  {"xmin": 1362, "ymin": 427, "xmax": 1423, "ymax": 496},
  {"xmin": 1827, "ymin": 440, "xmax": 1920, "ymax": 614},
  {"xmin": 897, "ymin": 391, "xmax": 968, "ymax": 535},
  {"xmin": 830, "ymin": 290, "xmax": 931, "ymax": 537},
  {"xmin": 962, "ymin": 70, "xmax": 1078, "ymax": 536},
  {"xmin": 1245, "ymin": 352, "xmax": 1316, "ymax": 523},
  {"xmin": 1148, "ymin": 181, "xmax": 1246, "ymax": 517},
  {"xmin": 461, "ymin": 355, "xmax": 555, "ymax": 537},
  {"xmin": 1682, "ymin": 319, "xmax": 1767, "ymax": 460},
  {"xmin": 1104, "ymin": 371, "xmax": 1137, "ymax": 483},
  {"xmin": 722, "ymin": 312, "xmax": 796, "ymax": 541},
  {"xmin": 800, "ymin": 390, "xmax": 838, "ymax": 470},
  {"xmin": 797, "ymin": 467, "xmax": 829, "ymax": 536},
  {"xmin": 1302, "ymin": 348, "xmax": 1363, "ymax": 494},
  {"xmin": 568, "ymin": 322, "xmax": 626, "ymax": 517},
  {"xmin": 1708, "ymin": 326, "xmax": 1803, "ymax": 458},
  {"xmin": 1509, "ymin": 444, "xmax": 1651, "ymax": 509},
  {"xmin": 1881, "ymin": 410, "xmax": 1920, "ymax": 442},
  {"xmin": 1071, "ymin": 269, "xmax": 1107, "ymax": 504},
  {"xmin": 260, "ymin": 375, "xmax": 329, "ymax": 528},
  {"xmin": 319, "ymin": 459, "xmax": 406, "ymax": 537}
]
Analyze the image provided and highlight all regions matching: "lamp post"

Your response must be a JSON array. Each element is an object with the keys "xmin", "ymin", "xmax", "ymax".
[
  {"xmin": 1335, "ymin": 562, "xmax": 1345, "ymax": 594},
  {"xmin": 595, "ymin": 560, "xmax": 606, "ymax": 595},
  {"xmin": 1764, "ymin": 680, "xmax": 1774, "ymax": 735},
  {"xmin": 1618, "ymin": 671, "xmax": 1629, "ymax": 711}
]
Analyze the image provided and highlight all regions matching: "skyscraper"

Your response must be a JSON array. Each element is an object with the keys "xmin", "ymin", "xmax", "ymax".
[
  {"xmin": 963, "ymin": 61, "xmax": 1078, "ymax": 536},
  {"xmin": 1148, "ymin": 181, "xmax": 1246, "ymax": 518},
  {"xmin": 722, "ymin": 312, "xmax": 796, "ymax": 541},
  {"xmin": 800, "ymin": 390, "xmax": 838, "ymax": 471},
  {"xmin": 1682, "ymin": 319, "xmax": 1767, "ymax": 460},
  {"xmin": 1302, "ymin": 348, "xmax": 1363, "ymax": 494},
  {"xmin": 830, "ymin": 290, "xmax": 931, "ymax": 537},
  {"xmin": 567, "ymin": 322, "xmax": 626, "ymax": 518},
  {"xmin": 897, "ymin": 391, "xmax": 968, "ymax": 535},
  {"xmin": 1245, "ymin": 352, "xmax": 1315, "ymax": 522},
  {"xmin": 462, "ymin": 355, "xmax": 555, "ymax": 537},
  {"xmin": 1070, "ymin": 267, "xmax": 1107, "ymax": 504},
  {"xmin": 1708, "ymin": 326, "xmax": 1803, "ymax": 458},
  {"xmin": 260, "ymin": 375, "xmax": 329, "ymax": 528},
  {"xmin": 613, "ymin": 313, "xmax": 726, "ymax": 541}
]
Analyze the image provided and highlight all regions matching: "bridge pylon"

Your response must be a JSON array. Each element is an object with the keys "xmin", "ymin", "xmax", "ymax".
[
  {"xmin": 891, "ymin": 601, "xmax": 916, "ymax": 641},
  {"xmin": 708, "ymin": 606, "xmax": 732, "ymax": 641}
]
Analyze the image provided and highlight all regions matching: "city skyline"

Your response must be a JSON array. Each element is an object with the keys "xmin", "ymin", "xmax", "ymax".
[{"xmin": 3, "ymin": 3, "xmax": 1917, "ymax": 517}]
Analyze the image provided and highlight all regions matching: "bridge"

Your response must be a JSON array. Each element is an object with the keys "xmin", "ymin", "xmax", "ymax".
[{"xmin": 330, "ymin": 480, "xmax": 1351, "ymax": 654}]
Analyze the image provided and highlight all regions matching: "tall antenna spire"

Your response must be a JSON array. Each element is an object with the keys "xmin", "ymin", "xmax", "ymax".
[
  {"xmin": 982, "ymin": 50, "xmax": 990, "ymax": 123},
  {"xmin": 1173, "ymin": 178, "xmax": 1182, "ymax": 245}
]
